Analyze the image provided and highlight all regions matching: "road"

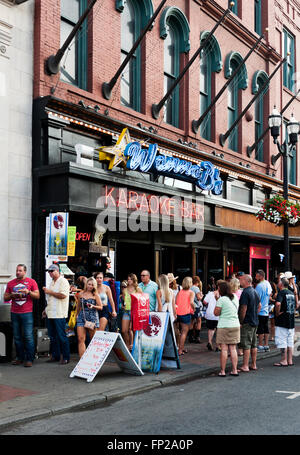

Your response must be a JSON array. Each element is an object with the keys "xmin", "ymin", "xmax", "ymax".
[{"xmin": 1, "ymin": 356, "xmax": 300, "ymax": 435}]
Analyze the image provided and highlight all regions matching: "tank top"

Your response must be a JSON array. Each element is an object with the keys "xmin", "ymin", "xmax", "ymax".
[
  {"xmin": 176, "ymin": 290, "xmax": 193, "ymax": 316},
  {"xmin": 161, "ymin": 289, "xmax": 175, "ymax": 323},
  {"xmin": 124, "ymin": 291, "xmax": 132, "ymax": 311},
  {"xmin": 99, "ymin": 291, "xmax": 108, "ymax": 306}
]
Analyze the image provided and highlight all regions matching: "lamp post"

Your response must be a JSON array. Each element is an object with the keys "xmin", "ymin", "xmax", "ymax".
[{"xmin": 269, "ymin": 107, "xmax": 300, "ymax": 271}]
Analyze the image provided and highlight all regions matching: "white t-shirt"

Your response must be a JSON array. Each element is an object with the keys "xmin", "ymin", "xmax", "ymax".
[
  {"xmin": 160, "ymin": 289, "xmax": 175, "ymax": 323},
  {"xmin": 204, "ymin": 291, "xmax": 219, "ymax": 321}
]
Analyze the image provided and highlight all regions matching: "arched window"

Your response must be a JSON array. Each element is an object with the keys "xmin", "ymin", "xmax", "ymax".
[
  {"xmin": 160, "ymin": 7, "xmax": 190, "ymax": 128},
  {"xmin": 120, "ymin": 0, "xmax": 141, "ymax": 111},
  {"xmin": 225, "ymin": 52, "xmax": 248, "ymax": 152},
  {"xmin": 199, "ymin": 33, "xmax": 222, "ymax": 141},
  {"xmin": 118, "ymin": 0, "xmax": 154, "ymax": 111},
  {"xmin": 252, "ymin": 70, "xmax": 269, "ymax": 162},
  {"xmin": 60, "ymin": 0, "xmax": 88, "ymax": 90}
]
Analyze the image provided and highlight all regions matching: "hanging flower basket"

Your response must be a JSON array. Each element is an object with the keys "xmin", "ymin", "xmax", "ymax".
[{"xmin": 256, "ymin": 195, "xmax": 300, "ymax": 226}]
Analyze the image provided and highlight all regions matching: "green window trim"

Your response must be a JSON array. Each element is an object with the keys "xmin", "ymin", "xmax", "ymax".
[
  {"xmin": 252, "ymin": 70, "xmax": 269, "ymax": 162},
  {"xmin": 283, "ymin": 28, "xmax": 296, "ymax": 93},
  {"xmin": 60, "ymin": 0, "xmax": 88, "ymax": 91},
  {"xmin": 200, "ymin": 31, "xmax": 223, "ymax": 73},
  {"xmin": 284, "ymin": 119, "xmax": 297, "ymax": 185},
  {"xmin": 254, "ymin": 0, "xmax": 262, "ymax": 36},
  {"xmin": 119, "ymin": 0, "xmax": 152, "ymax": 112},
  {"xmin": 225, "ymin": 51, "xmax": 248, "ymax": 90},
  {"xmin": 229, "ymin": 0, "xmax": 238, "ymax": 15},
  {"xmin": 160, "ymin": 6, "xmax": 190, "ymax": 53},
  {"xmin": 227, "ymin": 59, "xmax": 240, "ymax": 152}
]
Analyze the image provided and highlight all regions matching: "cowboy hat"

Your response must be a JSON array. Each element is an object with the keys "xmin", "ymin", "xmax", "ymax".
[
  {"xmin": 167, "ymin": 273, "xmax": 179, "ymax": 283},
  {"xmin": 285, "ymin": 271, "xmax": 295, "ymax": 279}
]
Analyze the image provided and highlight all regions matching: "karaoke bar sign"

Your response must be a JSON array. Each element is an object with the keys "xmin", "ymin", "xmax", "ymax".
[
  {"xmin": 103, "ymin": 186, "xmax": 204, "ymax": 221},
  {"xmin": 124, "ymin": 142, "xmax": 223, "ymax": 195}
]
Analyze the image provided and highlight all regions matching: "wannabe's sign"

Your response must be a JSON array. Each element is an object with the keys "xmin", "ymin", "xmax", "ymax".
[
  {"xmin": 70, "ymin": 331, "xmax": 143, "ymax": 382},
  {"xmin": 131, "ymin": 293, "xmax": 150, "ymax": 331}
]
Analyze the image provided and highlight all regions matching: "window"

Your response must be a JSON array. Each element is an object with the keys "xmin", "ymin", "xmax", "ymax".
[
  {"xmin": 160, "ymin": 6, "xmax": 190, "ymax": 128},
  {"xmin": 227, "ymin": 60, "xmax": 239, "ymax": 152},
  {"xmin": 120, "ymin": 0, "xmax": 141, "ymax": 111},
  {"xmin": 284, "ymin": 120, "xmax": 297, "ymax": 185},
  {"xmin": 164, "ymin": 22, "xmax": 180, "ymax": 127},
  {"xmin": 254, "ymin": 0, "xmax": 262, "ymax": 35},
  {"xmin": 200, "ymin": 49, "xmax": 211, "ymax": 140},
  {"xmin": 283, "ymin": 29, "xmax": 296, "ymax": 92},
  {"xmin": 199, "ymin": 33, "xmax": 222, "ymax": 142},
  {"xmin": 253, "ymin": 71, "xmax": 269, "ymax": 162},
  {"xmin": 225, "ymin": 52, "xmax": 248, "ymax": 152},
  {"xmin": 60, "ymin": 0, "xmax": 88, "ymax": 90},
  {"xmin": 229, "ymin": 0, "xmax": 238, "ymax": 15}
]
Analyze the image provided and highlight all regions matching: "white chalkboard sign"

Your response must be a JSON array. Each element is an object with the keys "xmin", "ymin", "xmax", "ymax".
[{"xmin": 70, "ymin": 331, "xmax": 143, "ymax": 382}]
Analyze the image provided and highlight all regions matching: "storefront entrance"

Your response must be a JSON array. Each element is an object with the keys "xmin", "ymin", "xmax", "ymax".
[{"xmin": 116, "ymin": 242, "xmax": 154, "ymax": 282}]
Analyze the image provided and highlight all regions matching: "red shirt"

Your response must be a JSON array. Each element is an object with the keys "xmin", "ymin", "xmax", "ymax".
[{"xmin": 5, "ymin": 278, "xmax": 39, "ymax": 314}]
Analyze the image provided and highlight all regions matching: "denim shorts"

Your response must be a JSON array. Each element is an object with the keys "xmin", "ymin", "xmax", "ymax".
[
  {"xmin": 192, "ymin": 307, "xmax": 201, "ymax": 320},
  {"xmin": 177, "ymin": 314, "xmax": 192, "ymax": 325},
  {"xmin": 122, "ymin": 310, "xmax": 131, "ymax": 321}
]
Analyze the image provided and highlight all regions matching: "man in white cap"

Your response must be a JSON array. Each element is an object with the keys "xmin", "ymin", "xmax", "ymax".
[{"xmin": 42, "ymin": 264, "xmax": 70, "ymax": 364}]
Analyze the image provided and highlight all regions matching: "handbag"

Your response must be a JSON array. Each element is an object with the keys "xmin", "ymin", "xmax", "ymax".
[
  {"xmin": 68, "ymin": 309, "xmax": 77, "ymax": 330},
  {"xmin": 82, "ymin": 300, "xmax": 96, "ymax": 330}
]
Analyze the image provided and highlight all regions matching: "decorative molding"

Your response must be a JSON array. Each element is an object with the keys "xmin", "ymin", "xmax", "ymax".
[
  {"xmin": 0, "ymin": 20, "xmax": 12, "ymax": 60},
  {"xmin": 159, "ymin": 6, "xmax": 190, "ymax": 53},
  {"xmin": 225, "ymin": 51, "xmax": 249, "ymax": 90},
  {"xmin": 252, "ymin": 70, "xmax": 269, "ymax": 94},
  {"xmin": 200, "ymin": 30, "xmax": 222, "ymax": 73}
]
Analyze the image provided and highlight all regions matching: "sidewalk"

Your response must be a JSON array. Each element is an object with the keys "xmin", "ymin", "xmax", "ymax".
[{"xmin": 0, "ymin": 323, "xmax": 296, "ymax": 431}]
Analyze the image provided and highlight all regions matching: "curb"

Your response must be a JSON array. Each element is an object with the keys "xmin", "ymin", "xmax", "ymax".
[{"xmin": 0, "ymin": 348, "xmax": 280, "ymax": 432}]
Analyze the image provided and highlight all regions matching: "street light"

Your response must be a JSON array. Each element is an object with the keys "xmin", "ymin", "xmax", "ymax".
[{"xmin": 269, "ymin": 107, "xmax": 300, "ymax": 271}]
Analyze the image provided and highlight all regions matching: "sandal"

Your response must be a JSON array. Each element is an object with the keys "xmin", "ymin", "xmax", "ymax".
[
  {"xmin": 230, "ymin": 372, "xmax": 239, "ymax": 377},
  {"xmin": 273, "ymin": 363, "xmax": 288, "ymax": 367},
  {"xmin": 218, "ymin": 372, "xmax": 226, "ymax": 377}
]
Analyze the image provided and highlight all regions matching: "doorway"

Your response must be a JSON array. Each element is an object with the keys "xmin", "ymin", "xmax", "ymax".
[{"xmin": 116, "ymin": 242, "xmax": 154, "ymax": 282}]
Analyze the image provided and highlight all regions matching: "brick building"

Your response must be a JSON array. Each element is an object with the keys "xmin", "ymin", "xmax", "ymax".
[{"xmin": 31, "ymin": 0, "xmax": 300, "ymax": 308}]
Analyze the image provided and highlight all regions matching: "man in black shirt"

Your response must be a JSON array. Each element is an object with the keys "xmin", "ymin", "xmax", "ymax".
[
  {"xmin": 274, "ymin": 277, "xmax": 297, "ymax": 367},
  {"xmin": 238, "ymin": 275, "xmax": 261, "ymax": 372}
]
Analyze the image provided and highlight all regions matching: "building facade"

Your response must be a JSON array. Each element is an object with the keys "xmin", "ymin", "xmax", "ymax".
[
  {"xmin": 32, "ymin": 0, "xmax": 300, "ymax": 319},
  {"xmin": 0, "ymin": 0, "xmax": 33, "ymax": 301}
]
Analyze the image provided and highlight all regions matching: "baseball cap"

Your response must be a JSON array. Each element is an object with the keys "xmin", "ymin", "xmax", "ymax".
[
  {"xmin": 46, "ymin": 264, "xmax": 60, "ymax": 272},
  {"xmin": 237, "ymin": 271, "xmax": 245, "ymax": 277}
]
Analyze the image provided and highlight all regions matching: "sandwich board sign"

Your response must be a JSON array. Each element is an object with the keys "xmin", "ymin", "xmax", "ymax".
[
  {"xmin": 131, "ymin": 312, "xmax": 180, "ymax": 373},
  {"xmin": 70, "ymin": 331, "xmax": 143, "ymax": 382}
]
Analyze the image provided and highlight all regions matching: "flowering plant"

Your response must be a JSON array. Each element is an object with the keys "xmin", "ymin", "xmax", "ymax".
[{"xmin": 256, "ymin": 195, "xmax": 300, "ymax": 226}]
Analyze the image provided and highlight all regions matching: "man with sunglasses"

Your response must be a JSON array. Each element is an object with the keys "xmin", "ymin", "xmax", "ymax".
[
  {"xmin": 42, "ymin": 264, "xmax": 70, "ymax": 364},
  {"xmin": 4, "ymin": 264, "xmax": 40, "ymax": 367},
  {"xmin": 139, "ymin": 270, "xmax": 158, "ymax": 312}
]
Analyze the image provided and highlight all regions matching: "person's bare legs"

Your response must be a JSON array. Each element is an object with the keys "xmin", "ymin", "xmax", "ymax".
[
  {"xmin": 250, "ymin": 347, "xmax": 258, "ymax": 370},
  {"xmin": 229, "ymin": 344, "xmax": 238, "ymax": 374},
  {"xmin": 219, "ymin": 344, "xmax": 228, "ymax": 375},
  {"xmin": 77, "ymin": 327, "xmax": 86, "ymax": 358},
  {"xmin": 239, "ymin": 349, "xmax": 250, "ymax": 371},
  {"xmin": 99, "ymin": 317, "xmax": 108, "ymax": 331},
  {"xmin": 287, "ymin": 347, "xmax": 294, "ymax": 365},
  {"xmin": 178, "ymin": 323, "xmax": 189, "ymax": 355},
  {"xmin": 121, "ymin": 318, "xmax": 131, "ymax": 350}
]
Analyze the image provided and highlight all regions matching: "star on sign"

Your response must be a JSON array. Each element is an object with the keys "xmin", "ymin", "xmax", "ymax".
[{"xmin": 97, "ymin": 128, "xmax": 131, "ymax": 170}]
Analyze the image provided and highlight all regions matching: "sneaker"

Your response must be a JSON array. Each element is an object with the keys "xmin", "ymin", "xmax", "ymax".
[
  {"xmin": 257, "ymin": 346, "xmax": 265, "ymax": 352},
  {"xmin": 11, "ymin": 359, "xmax": 23, "ymax": 365},
  {"xmin": 264, "ymin": 346, "xmax": 270, "ymax": 352}
]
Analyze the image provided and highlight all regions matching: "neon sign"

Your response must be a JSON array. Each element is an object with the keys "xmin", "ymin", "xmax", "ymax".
[
  {"xmin": 124, "ymin": 142, "xmax": 223, "ymax": 195},
  {"xmin": 104, "ymin": 186, "xmax": 204, "ymax": 221}
]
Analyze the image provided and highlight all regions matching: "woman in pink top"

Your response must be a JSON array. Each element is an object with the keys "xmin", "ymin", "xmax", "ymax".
[{"xmin": 175, "ymin": 277, "xmax": 195, "ymax": 356}]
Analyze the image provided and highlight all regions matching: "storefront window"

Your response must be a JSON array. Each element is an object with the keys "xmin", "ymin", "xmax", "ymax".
[{"xmin": 231, "ymin": 184, "xmax": 251, "ymax": 205}]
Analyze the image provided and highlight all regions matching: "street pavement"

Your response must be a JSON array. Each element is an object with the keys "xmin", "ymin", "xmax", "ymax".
[{"xmin": 0, "ymin": 323, "xmax": 299, "ymax": 432}]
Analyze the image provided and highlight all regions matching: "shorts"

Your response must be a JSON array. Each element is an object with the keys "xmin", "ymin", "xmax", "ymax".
[
  {"xmin": 239, "ymin": 324, "xmax": 257, "ymax": 350},
  {"xmin": 275, "ymin": 326, "xmax": 295, "ymax": 349},
  {"xmin": 206, "ymin": 319, "xmax": 218, "ymax": 330},
  {"xmin": 257, "ymin": 316, "xmax": 269, "ymax": 335},
  {"xmin": 177, "ymin": 314, "xmax": 192, "ymax": 325},
  {"xmin": 216, "ymin": 327, "xmax": 240, "ymax": 345},
  {"xmin": 98, "ymin": 305, "xmax": 109, "ymax": 320},
  {"xmin": 122, "ymin": 310, "xmax": 131, "ymax": 321},
  {"xmin": 192, "ymin": 307, "xmax": 201, "ymax": 320}
]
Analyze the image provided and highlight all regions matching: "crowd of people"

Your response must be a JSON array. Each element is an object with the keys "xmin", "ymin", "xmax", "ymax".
[{"xmin": 4, "ymin": 264, "xmax": 300, "ymax": 375}]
